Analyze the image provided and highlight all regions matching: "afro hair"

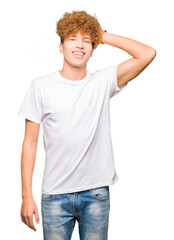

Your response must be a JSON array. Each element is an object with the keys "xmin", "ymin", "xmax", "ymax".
[{"xmin": 56, "ymin": 10, "xmax": 102, "ymax": 48}]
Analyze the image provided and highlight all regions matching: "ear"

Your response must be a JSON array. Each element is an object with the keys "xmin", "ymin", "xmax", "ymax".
[
  {"xmin": 90, "ymin": 48, "xmax": 94, "ymax": 57},
  {"xmin": 59, "ymin": 43, "xmax": 63, "ymax": 53},
  {"xmin": 93, "ymin": 42, "xmax": 99, "ymax": 50}
]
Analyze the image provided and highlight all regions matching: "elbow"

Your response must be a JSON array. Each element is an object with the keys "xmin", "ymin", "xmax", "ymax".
[
  {"xmin": 150, "ymin": 48, "xmax": 157, "ymax": 60},
  {"xmin": 147, "ymin": 48, "xmax": 157, "ymax": 62},
  {"xmin": 142, "ymin": 48, "xmax": 157, "ymax": 64}
]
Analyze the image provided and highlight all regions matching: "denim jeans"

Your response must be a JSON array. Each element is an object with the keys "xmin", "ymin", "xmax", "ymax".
[{"xmin": 41, "ymin": 185, "xmax": 110, "ymax": 240}]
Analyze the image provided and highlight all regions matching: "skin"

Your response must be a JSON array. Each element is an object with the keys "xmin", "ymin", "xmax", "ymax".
[
  {"xmin": 59, "ymin": 32, "xmax": 95, "ymax": 81},
  {"xmin": 20, "ymin": 30, "xmax": 156, "ymax": 231},
  {"xmin": 20, "ymin": 120, "xmax": 40, "ymax": 231},
  {"xmin": 101, "ymin": 32, "xmax": 156, "ymax": 87}
]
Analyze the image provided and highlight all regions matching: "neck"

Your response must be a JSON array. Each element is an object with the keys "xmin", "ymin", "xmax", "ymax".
[{"xmin": 59, "ymin": 62, "xmax": 87, "ymax": 81}]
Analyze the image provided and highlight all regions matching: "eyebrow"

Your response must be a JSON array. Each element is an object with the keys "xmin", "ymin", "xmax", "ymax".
[{"xmin": 72, "ymin": 35, "xmax": 91, "ymax": 40}]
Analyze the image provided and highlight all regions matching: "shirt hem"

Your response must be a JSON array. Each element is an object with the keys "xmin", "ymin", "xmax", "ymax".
[{"xmin": 41, "ymin": 177, "xmax": 118, "ymax": 195}]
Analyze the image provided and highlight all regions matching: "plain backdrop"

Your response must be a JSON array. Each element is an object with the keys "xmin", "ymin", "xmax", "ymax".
[{"xmin": 0, "ymin": 0, "xmax": 173, "ymax": 239}]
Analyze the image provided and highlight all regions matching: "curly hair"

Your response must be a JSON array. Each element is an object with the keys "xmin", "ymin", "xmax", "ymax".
[{"xmin": 56, "ymin": 10, "xmax": 102, "ymax": 48}]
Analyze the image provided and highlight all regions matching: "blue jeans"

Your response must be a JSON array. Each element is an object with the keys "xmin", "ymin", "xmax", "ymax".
[{"xmin": 41, "ymin": 186, "xmax": 110, "ymax": 240}]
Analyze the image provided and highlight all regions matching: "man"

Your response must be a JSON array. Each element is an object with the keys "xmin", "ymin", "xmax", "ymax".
[{"xmin": 18, "ymin": 10, "xmax": 156, "ymax": 240}]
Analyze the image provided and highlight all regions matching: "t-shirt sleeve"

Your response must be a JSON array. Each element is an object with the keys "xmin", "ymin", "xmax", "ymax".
[
  {"xmin": 101, "ymin": 65, "xmax": 128, "ymax": 98},
  {"xmin": 17, "ymin": 79, "xmax": 43, "ymax": 124}
]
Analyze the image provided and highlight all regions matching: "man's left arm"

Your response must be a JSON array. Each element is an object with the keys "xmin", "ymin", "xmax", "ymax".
[{"xmin": 102, "ymin": 32, "xmax": 157, "ymax": 88}]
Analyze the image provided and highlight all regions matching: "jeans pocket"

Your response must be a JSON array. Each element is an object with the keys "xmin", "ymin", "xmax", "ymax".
[
  {"xmin": 90, "ymin": 186, "xmax": 110, "ymax": 201},
  {"xmin": 41, "ymin": 193, "xmax": 55, "ymax": 202}
]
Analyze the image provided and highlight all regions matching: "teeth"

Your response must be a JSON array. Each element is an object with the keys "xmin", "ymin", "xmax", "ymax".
[{"xmin": 73, "ymin": 52, "xmax": 84, "ymax": 55}]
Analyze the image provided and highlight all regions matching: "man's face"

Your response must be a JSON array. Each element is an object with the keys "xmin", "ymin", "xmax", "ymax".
[{"xmin": 59, "ymin": 32, "xmax": 94, "ymax": 69}]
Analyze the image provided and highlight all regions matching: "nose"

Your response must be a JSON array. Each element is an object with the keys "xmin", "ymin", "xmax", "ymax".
[{"xmin": 75, "ymin": 39, "xmax": 84, "ymax": 48}]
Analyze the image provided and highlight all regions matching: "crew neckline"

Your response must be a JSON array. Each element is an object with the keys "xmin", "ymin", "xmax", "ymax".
[{"xmin": 57, "ymin": 70, "xmax": 90, "ymax": 84}]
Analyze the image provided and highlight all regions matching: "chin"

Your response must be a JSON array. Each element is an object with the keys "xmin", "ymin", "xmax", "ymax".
[{"xmin": 71, "ymin": 62, "xmax": 87, "ymax": 68}]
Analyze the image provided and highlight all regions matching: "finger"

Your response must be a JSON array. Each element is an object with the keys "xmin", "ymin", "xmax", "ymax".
[
  {"xmin": 21, "ymin": 215, "xmax": 27, "ymax": 225},
  {"xmin": 21, "ymin": 214, "xmax": 28, "ymax": 226},
  {"xmin": 25, "ymin": 217, "xmax": 30, "ymax": 228},
  {"xmin": 34, "ymin": 209, "xmax": 40, "ymax": 224},
  {"xmin": 28, "ymin": 216, "xmax": 36, "ymax": 231},
  {"xmin": 22, "ymin": 215, "xmax": 30, "ymax": 229}
]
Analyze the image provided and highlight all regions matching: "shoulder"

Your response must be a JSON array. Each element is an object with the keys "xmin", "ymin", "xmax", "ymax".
[
  {"xmin": 90, "ymin": 65, "xmax": 118, "ymax": 76},
  {"xmin": 31, "ymin": 70, "xmax": 58, "ymax": 89},
  {"xmin": 88, "ymin": 65, "xmax": 118, "ymax": 84}
]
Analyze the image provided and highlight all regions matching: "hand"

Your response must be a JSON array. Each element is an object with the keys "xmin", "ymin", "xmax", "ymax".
[{"xmin": 20, "ymin": 197, "xmax": 40, "ymax": 231}]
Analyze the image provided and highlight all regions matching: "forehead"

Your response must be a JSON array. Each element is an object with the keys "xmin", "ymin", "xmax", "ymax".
[{"xmin": 69, "ymin": 32, "xmax": 91, "ymax": 39}]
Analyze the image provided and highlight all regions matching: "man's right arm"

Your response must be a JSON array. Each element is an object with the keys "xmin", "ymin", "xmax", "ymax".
[{"xmin": 20, "ymin": 119, "xmax": 40, "ymax": 231}]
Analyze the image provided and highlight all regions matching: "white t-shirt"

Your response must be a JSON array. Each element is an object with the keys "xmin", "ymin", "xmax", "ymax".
[{"xmin": 18, "ymin": 65, "xmax": 128, "ymax": 194}]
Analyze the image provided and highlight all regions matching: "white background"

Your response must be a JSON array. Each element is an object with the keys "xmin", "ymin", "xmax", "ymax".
[{"xmin": 0, "ymin": 0, "xmax": 173, "ymax": 239}]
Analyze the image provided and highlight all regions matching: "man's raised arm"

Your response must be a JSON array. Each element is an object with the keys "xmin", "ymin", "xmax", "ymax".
[{"xmin": 101, "ymin": 31, "xmax": 156, "ymax": 87}]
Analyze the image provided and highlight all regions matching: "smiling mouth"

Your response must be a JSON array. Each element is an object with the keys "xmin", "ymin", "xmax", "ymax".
[{"xmin": 72, "ymin": 51, "xmax": 85, "ymax": 58}]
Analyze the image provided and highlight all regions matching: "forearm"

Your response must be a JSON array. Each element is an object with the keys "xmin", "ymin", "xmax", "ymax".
[
  {"xmin": 102, "ymin": 32, "xmax": 156, "ymax": 60},
  {"xmin": 21, "ymin": 140, "xmax": 37, "ymax": 199}
]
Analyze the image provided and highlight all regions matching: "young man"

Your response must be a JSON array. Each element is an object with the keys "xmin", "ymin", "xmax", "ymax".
[{"xmin": 18, "ymin": 10, "xmax": 156, "ymax": 240}]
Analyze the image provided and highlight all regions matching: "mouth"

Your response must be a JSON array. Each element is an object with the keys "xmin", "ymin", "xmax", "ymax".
[{"xmin": 72, "ymin": 51, "xmax": 85, "ymax": 58}]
